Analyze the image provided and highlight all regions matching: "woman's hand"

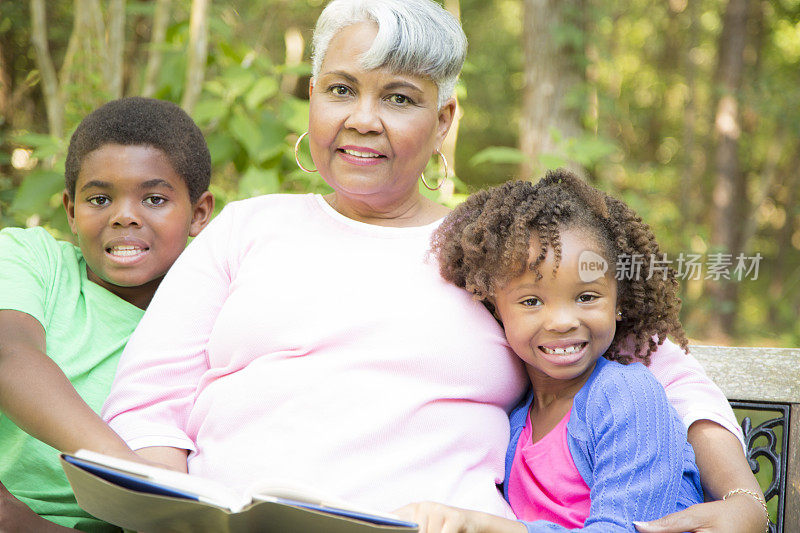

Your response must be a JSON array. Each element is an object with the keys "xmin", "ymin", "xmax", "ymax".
[
  {"xmin": 0, "ymin": 480, "xmax": 74, "ymax": 533},
  {"xmin": 393, "ymin": 502, "xmax": 526, "ymax": 533},
  {"xmin": 633, "ymin": 497, "xmax": 768, "ymax": 533},
  {"xmin": 638, "ymin": 420, "xmax": 768, "ymax": 533}
]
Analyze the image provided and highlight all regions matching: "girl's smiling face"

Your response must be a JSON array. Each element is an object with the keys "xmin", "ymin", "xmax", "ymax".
[
  {"xmin": 493, "ymin": 228, "xmax": 620, "ymax": 391},
  {"xmin": 307, "ymin": 21, "xmax": 454, "ymax": 208}
]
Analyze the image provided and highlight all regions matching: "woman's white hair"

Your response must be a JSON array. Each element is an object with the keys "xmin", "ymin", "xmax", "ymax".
[{"xmin": 311, "ymin": 0, "xmax": 467, "ymax": 109}]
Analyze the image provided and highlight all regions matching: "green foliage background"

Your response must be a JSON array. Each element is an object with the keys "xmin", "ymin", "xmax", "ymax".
[{"xmin": 1, "ymin": 0, "xmax": 800, "ymax": 347}]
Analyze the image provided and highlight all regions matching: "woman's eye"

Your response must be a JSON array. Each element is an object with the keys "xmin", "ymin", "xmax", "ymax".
[
  {"xmin": 521, "ymin": 297, "xmax": 541, "ymax": 307},
  {"xmin": 330, "ymin": 85, "xmax": 350, "ymax": 96},
  {"xmin": 388, "ymin": 94, "xmax": 410, "ymax": 105},
  {"xmin": 144, "ymin": 196, "xmax": 167, "ymax": 206},
  {"xmin": 88, "ymin": 196, "xmax": 109, "ymax": 206},
  {"xmin": 578, "ymin": 294, "xmax": 598, "ymax": 303}
]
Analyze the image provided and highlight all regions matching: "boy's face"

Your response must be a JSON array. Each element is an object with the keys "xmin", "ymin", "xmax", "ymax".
[
  {"xmin": 493, "ymin": 228, "xmax": 619, "ymax": 390},
  {"xmin": 64, "ymin": 143, "xmax": 211, "ymax": 306}
]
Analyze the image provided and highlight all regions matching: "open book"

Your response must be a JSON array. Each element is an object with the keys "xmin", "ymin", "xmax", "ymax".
[{"xmin": 61, "ymin": 450, "xmax": 418, "ymax": 533}]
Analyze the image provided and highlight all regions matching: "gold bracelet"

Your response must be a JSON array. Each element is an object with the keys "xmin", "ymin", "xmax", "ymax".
[{"xmin": 722, "ymin": 488, "xmax": 770, "ymax": 532}]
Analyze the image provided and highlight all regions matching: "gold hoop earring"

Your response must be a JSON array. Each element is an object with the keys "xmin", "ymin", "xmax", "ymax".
[
  {"xmin": 420, "ymin": 149, "xmax": 449, "ymax": 191},
  {"xmin": 294, "ymin": 131, "xmax": 317, "ymax": 173}
]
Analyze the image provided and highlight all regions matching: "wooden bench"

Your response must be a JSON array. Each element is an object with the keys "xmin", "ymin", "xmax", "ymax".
[{"xmin": 692, "ymin": 345, "xmax": 800, "ymax": 533}]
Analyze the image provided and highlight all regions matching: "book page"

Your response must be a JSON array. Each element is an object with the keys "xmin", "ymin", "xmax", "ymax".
[
  {"xmin": 71, "ymin": 450, "xmax": 252, "ymax": 512},
  {"xmin": 246, "ymin": 480, "xmax": 407, "ymax": 523}
]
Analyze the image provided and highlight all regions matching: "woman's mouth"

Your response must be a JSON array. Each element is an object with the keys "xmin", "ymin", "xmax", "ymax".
[
  {"xmin": 340, "ymin": 148, "xmax": 383, "ymax": 158},
  {"xmin": 337, "ymin": 147, "xmax": 386, "ymax": 166}
]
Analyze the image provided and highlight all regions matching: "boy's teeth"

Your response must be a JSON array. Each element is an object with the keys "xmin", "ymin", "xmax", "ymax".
[
  {"xmin": 541, "ymin": 343, "xmax": 585, "ymax": 355},
  {"xmin": 108, "ymin": 245, "xmax": 145, "ymax": 256},
  {"xmin": 343, "ymin": 149, "xmax": 381, "ymax": 158}
]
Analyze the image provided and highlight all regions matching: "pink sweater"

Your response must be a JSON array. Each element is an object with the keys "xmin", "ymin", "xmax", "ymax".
[{"xmin": 102, "ymin": 194, "xmax": 741, "ymax": 514}]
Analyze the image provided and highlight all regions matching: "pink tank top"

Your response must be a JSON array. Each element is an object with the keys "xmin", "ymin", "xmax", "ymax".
[{"xmin": 507, "ymin": 409, "xmax": 591, "ymax": 527}]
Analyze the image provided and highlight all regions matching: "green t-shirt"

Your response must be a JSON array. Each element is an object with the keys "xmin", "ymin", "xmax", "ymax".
[{"xmin": 0, "ymin": 227, "xmax": 144, "ymax": 532}]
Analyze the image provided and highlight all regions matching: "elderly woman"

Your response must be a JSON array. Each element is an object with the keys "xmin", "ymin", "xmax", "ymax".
[{"xmin": 100, "ymin": 1, "xmax": 763, "ymax": 532}]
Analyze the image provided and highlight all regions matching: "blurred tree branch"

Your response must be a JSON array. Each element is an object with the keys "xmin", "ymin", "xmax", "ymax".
[
  {"xmin": 29, "ymin": 0, "xmax": 63, "ymax": 139},
  {"xmin": 107, "ymin": 0, "xmax": 126, "ymax": 99},
  {"xmin": 519, "ymin": 0, "xmax": 584, "ymax": 179},
  {"xmin": 143, "ymin": 0, "xmax": 171, "ymax": 97},
  {"xmin": 708, "ymin": 0, "xmax": 750, "ymax": 339},
  {"xmin": 181, "ymin": 0, "xmax": 210, "ymax": 114}
]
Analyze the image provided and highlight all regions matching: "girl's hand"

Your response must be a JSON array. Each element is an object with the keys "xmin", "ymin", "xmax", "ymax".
[
  {"xmin": 633, "ymin": 498, "xmax": 768, "ymax": 533},
  {"xmin": 393, "ymin": 502, "xmax": 526, "ymax": 533}
]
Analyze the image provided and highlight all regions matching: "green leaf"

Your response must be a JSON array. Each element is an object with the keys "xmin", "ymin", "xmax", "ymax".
[
  {"xmin": 245, "ymin": 77, "xmax": 279, "ymax": 110},
  {"xmin": 469, "ymin": 146, "xmax": 529, "ymax": 167},
  {"xmin": 10, "ymin": 169, "xmax": 64, "ymax": 216},
  {"xmin": 126, "ymin": 2, "xmax": 155, "ymax": 16},
  {"xmin": 13, "ymin": 133, "xmax": 58, "ymax": 147},
  {"xmin": 13, "ymin": 133, "xmax": 63, "ymax": 159},
  {"xmin": 237, "ymin": 166, "xmax": 280, "ymax": 198},
  {"xmin": 280, "ymin": 98, "xmax": 309, "ymax": 135},
  {"xmin": 537, "ymin": 153, "xmax": 569, "ymax": 170},
  {"xmin": 219, "ymin": 67, "xmax": 256, "ymax": 101},
  {"xmin": 277, "ymin": 63, "xmax": 312, "ymax": 76},
  {"xmin": 156, "ymin": 53, "xmax": 186, "ymax": 100},
  {"xmin": 229, "ymin": 109, "xmax": 264, "ymax": 161},
  {"xmin": 206, "ymin": 134, "xmax": 240, "ymax": 167},
  {"xmin": 252, "ymin": 54, "xmax": 274, "ymax": 72},
  {"xmin": 256, "ymin": 114, "xmax": 289, "ymax": 163},
  {"xmin": 193, "ymin": 99, "xmax": 230, "ymax": 124},
  {"xmin": 204, "ymin": 80, "xmax": 228, "ymax": 98},
  {"xmin": 566, "ymin": 136, "xmax": 618, "ymax": 166}
]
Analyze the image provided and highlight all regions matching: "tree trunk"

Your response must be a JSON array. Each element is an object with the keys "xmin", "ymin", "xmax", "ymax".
[
  {"xmin": 0, "ymin": 40, "xmax": 10, "ymax": 129},
  {"xmin": 106, "ymin": 0, "xmax": 126, "ymax": 99},
  {"xmin": 768, "ymin": 148, "xmax": 800, "ymax": 325},
  {"xmin": 181, "ymin": 0, "xmax": 210, "ymax": 114},
  {"xmin": 61, "ymin": 0, "xmax": 106, "ymax": 110},
  {"xmin": 439, "ymin": 0, "xmax": 461, "ymax": 199},
  {"xmin": 280, "ymin": 27, "xmax": 304, "ymax": 96},
  {"xmin": 708, "ymin": 0, "xmax": 749, "ymax": 339},
  {"xmin": 143, "ymin": 0, "xmax": 171, "ymax": 97},
  {"xmin": 85, "ymin": 0, "xmax": 107, "ymax": 79},
  {"xmin": 519, "ymin": 0, "xmax": 584, "ymax": 179},
  {"xmin": 29, "ymin": 0, "xmax": 63, "ymax": 139},
  {"xmin": 680, "ymin": 0, "xmax": 698, "ymax": 237}
]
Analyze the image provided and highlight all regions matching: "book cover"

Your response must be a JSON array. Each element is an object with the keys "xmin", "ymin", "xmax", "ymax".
[{"xmin": 61, "ymin": 450, "xmax": 418, "ymax": 533}]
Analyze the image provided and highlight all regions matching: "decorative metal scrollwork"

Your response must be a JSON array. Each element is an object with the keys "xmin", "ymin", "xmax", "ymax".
[{"xmin": 731, "ymin": 401, "xmax": 790, "ymax": 533}]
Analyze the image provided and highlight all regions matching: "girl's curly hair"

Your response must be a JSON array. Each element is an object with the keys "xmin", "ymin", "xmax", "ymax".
[{"xmin": 430, "ymin": 168, "xmax": 688, "ymax": 365}]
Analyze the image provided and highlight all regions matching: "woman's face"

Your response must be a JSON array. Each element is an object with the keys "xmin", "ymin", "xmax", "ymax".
[{"xmin": 308, "ymin": 22, "xmax": 454, "ymax": 206}]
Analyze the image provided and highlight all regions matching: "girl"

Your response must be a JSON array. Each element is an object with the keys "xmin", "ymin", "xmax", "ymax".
[{"xmin": 401, "ymin": 169, "xmax": 708, "ymax": 531}]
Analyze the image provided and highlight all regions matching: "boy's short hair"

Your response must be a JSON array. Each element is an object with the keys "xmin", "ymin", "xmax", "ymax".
[{"xmin": 65, "ymin": 97, "xmax": 211, "ymax": 203}]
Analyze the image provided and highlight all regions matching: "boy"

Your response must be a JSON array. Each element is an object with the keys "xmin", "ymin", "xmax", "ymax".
[{"xmin": 0, "ymin": 97, "xmax": 214, "ymax": 531}]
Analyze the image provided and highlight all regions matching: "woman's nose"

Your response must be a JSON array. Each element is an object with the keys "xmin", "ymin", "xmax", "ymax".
[{"xmin": 344, "ymin": 98, "xmax": 383, "ymax": 134}]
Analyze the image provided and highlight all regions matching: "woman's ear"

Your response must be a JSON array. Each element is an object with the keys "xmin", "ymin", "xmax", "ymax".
[{"xmin": 436, "ymin": 97, "xmax": 457, "ymax": 144}]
